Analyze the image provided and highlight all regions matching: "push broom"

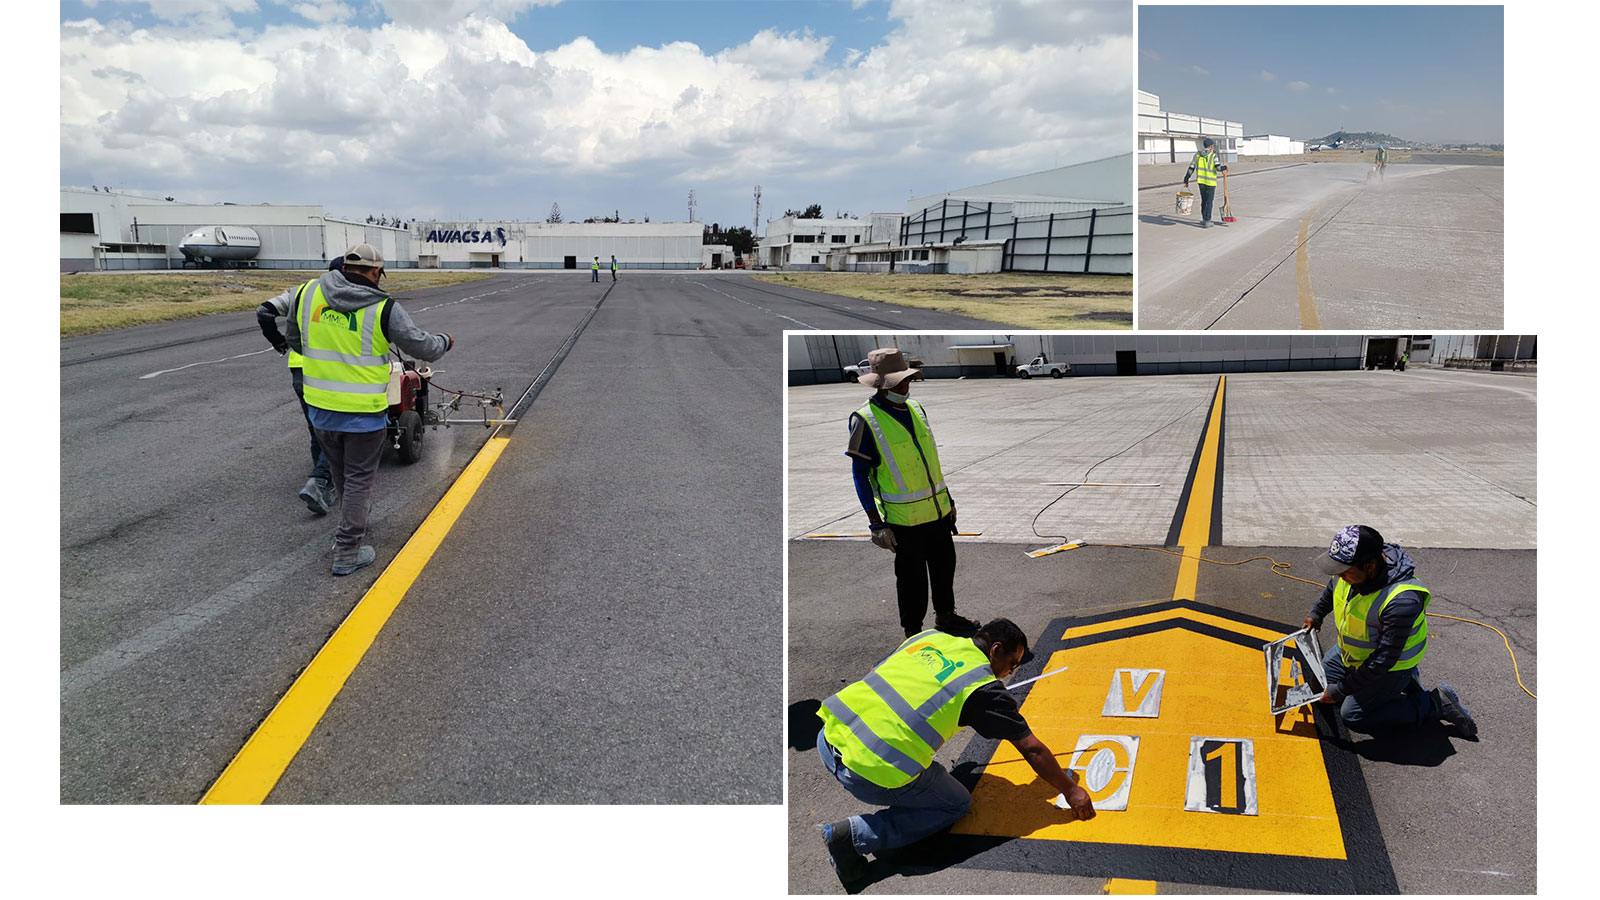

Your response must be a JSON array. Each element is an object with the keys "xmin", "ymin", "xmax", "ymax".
[{"xmin": 1220, "ymin": 168, "xmax": 1236, "ymax": 223}]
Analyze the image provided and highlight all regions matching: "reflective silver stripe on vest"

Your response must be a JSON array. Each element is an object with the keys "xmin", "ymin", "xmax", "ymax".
[
  {"xmin": 863, "ymin": 671, "xmax": 946, "ymax": 751},
  {"xmin": 361, "ymin": 300, "xmax": 383, "ymax": 356},
  {"xmin": 822, "ymin": 695, "xmax": 925, "ymax": 779},
  {"xmin": 915, "ymin": 664, "xmax": 994, "ymax": 719},
  {"xmin": 858, "ymin": 408, "xmax": 908, "ymax": 494},
  {"xmin": 1397, "ymin": 638, "xmax": 1427, "ymax": 662},
  {"xmin": 877, "ymin": 481, "xmax": 949, "ymax": 504},
  {"xmin": 300, "ymin": 347, "xmax": 389, "ymax": 367},
  {"xmin": 1341, "ymin": 635, "xmax": 1376, "ymax": 649},
  {"xmin": 300, "ymin": 374, "xmax": 389, "ymax": 394},
  {"xmin": 299, "ymin": 281, "xmax": 316, "ymax": 335}
]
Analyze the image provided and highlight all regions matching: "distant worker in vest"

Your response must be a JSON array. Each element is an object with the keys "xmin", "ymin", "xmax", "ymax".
[
  {"xmin": 816, "ymin": 619, "xmax": 1095, "ymax": 885},
  {"xmin": 1303, "ymin": 525, "xmax": 1477, "ymax": 739},
  {"xmin": 1398, "ymin": 350, "xmax": 1408, "ymax": 371},
  {"xmin": 610, "ymin": 254, "xmax": 618, "ymax": 282},
  {"xmin": 256, "ymin": 256, "xmax": 347, "ymax": 515},
  {"xmin": 1182, "ymin": 137, "xmax": 1229, "ymax": 228},
  {"xmin": 847, "ymin": 348, "xmax": 979, "ymax": 637},
  {"xmin": 295, "ymin": 244, "xmax": 455, "ymax": 575},
  {"xmin": 591, "ymin": 256, "xmax": 600, "ymax": 282},
  {"xmin": 1375, "ymin": 144, "xmax": 1390, "ymax": 180}
]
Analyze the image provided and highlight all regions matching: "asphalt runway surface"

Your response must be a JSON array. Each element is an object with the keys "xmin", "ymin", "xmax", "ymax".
[
  {"xmin": 1138, "ymin": 162, "xmax": 1503, "ymax": 330},
  {"xmin": 60, "ymin": 271, "xmax": 1005, "ymax": 805}
]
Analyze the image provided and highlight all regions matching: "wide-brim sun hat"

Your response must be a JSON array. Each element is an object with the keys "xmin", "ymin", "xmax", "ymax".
[{"xmin": 859, "ymin": 348, "xmax": 920, "ymax": 391}]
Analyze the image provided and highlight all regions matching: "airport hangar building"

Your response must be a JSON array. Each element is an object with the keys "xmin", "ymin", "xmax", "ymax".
[
  {"xmin": 60, "ymin": 187, "xmax": 703, "ymax": 273},
  {"xmin": 1138, "ymin": 90, "xmax": 1243, "ymax": 165}
]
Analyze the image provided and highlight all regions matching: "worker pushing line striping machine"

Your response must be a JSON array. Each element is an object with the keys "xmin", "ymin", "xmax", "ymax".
[{"xmin": 382, "ymin": 349, "xmax": 511, "ymax": 464}]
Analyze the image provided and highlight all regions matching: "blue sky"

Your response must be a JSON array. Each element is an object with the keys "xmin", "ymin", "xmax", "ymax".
[
  {"xmin": 60, "ymin": 0, "xmax": 1130, "ymax": 228},
  {"xmin": 1139, "ymin": 5, "xmax": 1503, "ymax": 144}
]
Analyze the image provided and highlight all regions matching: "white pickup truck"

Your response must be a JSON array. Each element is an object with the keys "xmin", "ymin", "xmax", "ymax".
[
  {"xmin": 1016, "ymin": 356, "xmax": 1070, "ymax": 379},
  {"xmin": 844, "ymin": 357, "xmax": 926, "ymax": 382}
]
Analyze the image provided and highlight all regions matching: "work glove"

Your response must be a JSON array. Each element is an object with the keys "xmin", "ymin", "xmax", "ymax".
[
  {"xmin": 948, "ymin": 508, "xmax": 958, "ymax": 535},
  {"xmin": 1220, "ymin": 165, "xmax": 1229, "ymax": 173},
  {"xmin": 869, "ymin": 524, "xmax": 897, "ymax": 553},
  {"xmin": 274, "ymin": 344, "xmax": 288, "ymax": 356}
]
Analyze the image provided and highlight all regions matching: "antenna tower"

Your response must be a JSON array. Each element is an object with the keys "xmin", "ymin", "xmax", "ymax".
[
  {"xmin": 687, "ymin": 190, "xmax": 696, "ymax": 223},
  {"xmin": 753, "ymin": 184, "xmax": 762, "ymax": 236}
]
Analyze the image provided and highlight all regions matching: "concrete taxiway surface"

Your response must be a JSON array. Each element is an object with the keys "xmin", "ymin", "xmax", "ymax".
[
  {"xmin": 787, "ymin": 369, "xmax": 1535, "ymax": 893},
  {"xmin": 61, "ymin": 271, "xmax": 995, "ymax": 804},
  {"xmin": 1138, "ymin": 162, "xmax": 1503, "ymax": 330}
]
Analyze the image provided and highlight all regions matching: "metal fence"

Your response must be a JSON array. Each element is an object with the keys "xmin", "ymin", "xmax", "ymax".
[
  {"xmin": 898, "ymin": 200, "xmax": 1131, "ymax": 275},
  {"xmin": 1003, "ymin": 206, "xmax": 1132, "ymax": 275}
]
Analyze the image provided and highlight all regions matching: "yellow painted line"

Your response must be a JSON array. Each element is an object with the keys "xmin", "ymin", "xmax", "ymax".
[
  {"xmin": 1296, "ymin": 205, "xmax": 1321, "ymax": 329},
  {"xmin": 1105, "ymin": 878, "xmax": 1157, "ymax": 894},
  {"xmin": 200, "ymin": 436, "xmax": 512, "ymax": 804},
  {"xmin": 1174, "ymin": 376, "xmax": 1224, "ymax": 552},
  {"xmin": 1064, "ymin": 606, "xmax": 1282, "ymax": 645}
]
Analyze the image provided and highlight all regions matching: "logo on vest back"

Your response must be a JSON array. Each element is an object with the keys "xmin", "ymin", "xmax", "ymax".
[
  {"xmin": 312, "ymin": 306, "xmax": 360, "ymax": 332},
  {"xmin": 907, "ymin": 643, "xmax": 964, "ymax": 682}
]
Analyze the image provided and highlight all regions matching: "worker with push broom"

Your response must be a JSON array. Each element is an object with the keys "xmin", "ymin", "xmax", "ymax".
[
  {"xmin": 816, "ymin": 618, "xmax": 1095, "ymax": 886},
  {"xmin": 1183, "ymin": 137, "xmax": 1229, "ymax": 228}
]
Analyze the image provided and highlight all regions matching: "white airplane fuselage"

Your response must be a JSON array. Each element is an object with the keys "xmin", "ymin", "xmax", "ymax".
[{"xmin": 179, "ymin": 226, "xmax": 261, "ymax": 263}]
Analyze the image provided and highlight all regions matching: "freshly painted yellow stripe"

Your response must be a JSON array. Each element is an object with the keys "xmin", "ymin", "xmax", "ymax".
[
  {"xmin": 1296, "ymin": 206, "xmax": 1321, "ymax": 329},
  {"xmin": 1064, "ymin": 606, "xmax": 1282, "ymax": 645},
  {"xmin": 200, "ymin": 436, "xmax": 512, "ymax": 804},
  {"xmin": 1105, "ymin": 878, "xmax": 1157, "ymax": 894},
  {"xmin": 1174, "ymin": 376, "xmax": 1225, "ymax": 551}
]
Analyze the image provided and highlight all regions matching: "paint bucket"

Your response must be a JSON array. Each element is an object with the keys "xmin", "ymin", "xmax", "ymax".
[{"xmin": 1176, "ymin": 191, "xmax": 1194, "ymax": 216}]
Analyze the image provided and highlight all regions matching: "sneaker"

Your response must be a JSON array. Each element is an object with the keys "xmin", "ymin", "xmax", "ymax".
[
  {"xmin": 820, "ymin": 820, "xmax": 868, "ymax": 884},
  {"xmin": 935, "ymin": 614, "xmax": 981, "ymax": 635},
  {"xmin": 317, "ymin": 478, "xmax": 340, "ymax": 510},
  {"xmin": 331, "ymin": 545, "xmax": 376, "ymax": 576},
  {"xmin": 298, "ymin": 478, "xmax": 330, "ymax": 516},
  {"xmin": 1202, "ymin": 220, "xmax": 1212, "ymax": 229},
  {"xmin": 1435, "ymin": 683, "xmax": 1478, "ymax": 740}
]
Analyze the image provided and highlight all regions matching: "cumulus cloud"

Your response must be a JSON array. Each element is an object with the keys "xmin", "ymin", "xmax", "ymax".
[
  {"xmin": 1140, "ymin": 48, "xmax": 1161, "ymax": 63},
  {"xmin": 1191, "ymin": 65, "xmax": 1209, "ymax": 76},
  {"xmin": 1287, "ymin": 81, "xmax": 1309, "ymax": 91},
  {"xmin": 1259, "ymin": 70, "xmax": 1275, "ymax": 81},
  {"xmin": 1326, "ymin": 87, "xmax": 1336, "ymax": 95},
  {"xmin": 60, "ymin": 0, "xmax": 1130, "ymax": 218},
  {"xmin": 287, "ymin": 1, "xmax": 355, "ymax": 24}
]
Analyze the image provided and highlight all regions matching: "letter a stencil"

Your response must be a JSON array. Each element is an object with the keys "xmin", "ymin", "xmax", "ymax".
[{"xmin": 1101, "ymin": 668, "xmax": 1165, "ymax": 718}]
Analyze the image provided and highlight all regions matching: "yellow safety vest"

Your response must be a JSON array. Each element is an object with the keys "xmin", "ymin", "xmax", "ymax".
[
  {"xmin": 1194, "ymin": 150, "xmax": 1218, "ymax": 187},
  {"xmin": 1333, "ymin": 578, "xmax": 1430, "ymax": 671},
  {"xmin": 819, "ymin": 630, "xmax": 996, "ymax": 788},
  {"xmin": 592, "ymin": 260, "xmax": 599, "ymax": 271},
  {"xmin": 284, "ymin": 279, "xmax": 316, "ymax": 370},
  {"xmin": 297, "ymin": 281, "xmax": 392, "ymax": 414},
  {"xmin": 855, "ymin": 398, "xmax": 952, "ymax": 526}
]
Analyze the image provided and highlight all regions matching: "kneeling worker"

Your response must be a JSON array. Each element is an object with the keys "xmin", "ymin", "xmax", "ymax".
[
  {"xmin": 816, "ymin": 618, "xmax": 1095, "ymax": 884},
  {"xmin": 298, "ymin": 244, "xmax": 455, "ymax": 575},
  {"xmin": 1304, "ymin": 525, "xmax": 1478, "ymax": 738}
]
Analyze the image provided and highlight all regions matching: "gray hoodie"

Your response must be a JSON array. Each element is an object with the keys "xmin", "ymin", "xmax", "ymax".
[
  {"xmin": 1309, "ymin": 543, "xmax": 1428, "ymax": 696},
  {"xmin": 255, "ymin": 270, "xmax": 451, "ymax": 361}
]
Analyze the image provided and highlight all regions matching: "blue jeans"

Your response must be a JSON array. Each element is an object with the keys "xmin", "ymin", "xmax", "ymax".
[
  {"xmin": 1322, "ymin": 646, "xmax": 1438, "ymax": 734},
  {"xmin": 817, "ymin": 728, "xmax": 970, "ymax": 856},
  {"xmin": 591, "ymin": 269, "xmax": 599, "ymax": 282}
]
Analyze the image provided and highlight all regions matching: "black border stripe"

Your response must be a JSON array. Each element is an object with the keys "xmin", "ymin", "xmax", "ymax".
[
  {"xmin": 1164, "ymin": 376, "xmax": 1226, "ymax": 548},
  {"xmin": 950, "ymin": 608, "xmax": 1398, "ymax": 893},
  {"xmin": 1062, "ymin": 599, "xmax": 1298, "ymax": 635}
]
